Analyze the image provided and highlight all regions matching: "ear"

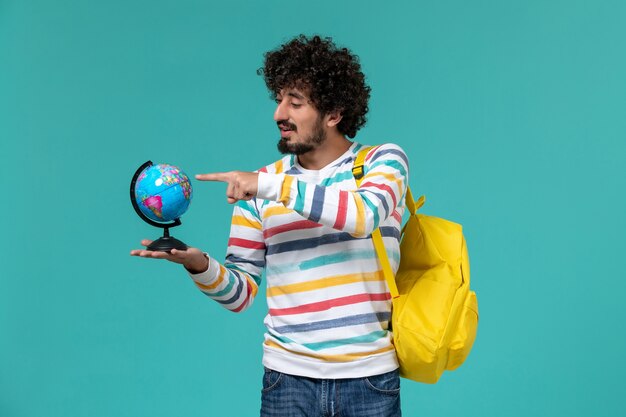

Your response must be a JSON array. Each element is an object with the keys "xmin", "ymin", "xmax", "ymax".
[{"xmin": 325, "ymin": 109, "xmax": 343, "ymax": 128}]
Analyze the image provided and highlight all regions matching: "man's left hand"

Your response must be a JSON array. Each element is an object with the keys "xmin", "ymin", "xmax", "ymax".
[{"xmin": 196, "ymin": 171, "xmax": 258, "ymax": 204}]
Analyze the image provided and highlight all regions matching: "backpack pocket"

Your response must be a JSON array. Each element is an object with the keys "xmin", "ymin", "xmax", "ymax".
[
  {"xmin": 395, "ymin": 271, "xmax": 459, "ymax": 349},
  {"xmin": 446, "ymin": 290, "xmax": 478, "ymax": 370}
]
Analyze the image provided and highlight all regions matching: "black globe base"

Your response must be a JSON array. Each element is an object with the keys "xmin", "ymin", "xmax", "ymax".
[
  {"xmin": 147, "ymin": 227, "xmax": 188, "ymax": 253},
  {"xmin": 147, "ymin": 236, "xmax": 188, "ymax": 253}
]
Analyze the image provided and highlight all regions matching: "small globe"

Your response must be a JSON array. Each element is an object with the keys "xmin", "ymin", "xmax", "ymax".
[{"xmin": 133, "ymin": 163, "xmax": 193, "ymax": 223}]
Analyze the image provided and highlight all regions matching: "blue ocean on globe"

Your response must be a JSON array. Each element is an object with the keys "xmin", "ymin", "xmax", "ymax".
[{"xmin": 134, "ymin": 163, "xmax": 193, "ymax": 223}]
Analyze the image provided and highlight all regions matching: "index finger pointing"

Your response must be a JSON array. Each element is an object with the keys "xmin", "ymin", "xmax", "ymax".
[{"xmin": 195, "ymin": 172, "xmax": 230, "ymax": 182}]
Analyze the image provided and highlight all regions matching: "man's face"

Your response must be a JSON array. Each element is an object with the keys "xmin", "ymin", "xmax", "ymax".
[{"xmin": 274, "ymin": 87, "xmax": 326, "ymax": 155}]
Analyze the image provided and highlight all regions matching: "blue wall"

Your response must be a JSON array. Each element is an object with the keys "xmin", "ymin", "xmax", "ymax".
[{"xmin": 1, "ymin": 1, "xmax": 624, "ymax": 415}]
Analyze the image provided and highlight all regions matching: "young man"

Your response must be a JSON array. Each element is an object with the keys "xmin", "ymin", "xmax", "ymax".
[{"xmin": 131, "ymin": 35, "xmax": 409, "ymax": 417}]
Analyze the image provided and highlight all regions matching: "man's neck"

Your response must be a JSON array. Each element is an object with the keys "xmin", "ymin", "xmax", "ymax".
[{"xmin": 297, "ymin": 133, "xmax": 353, "ymax": 170}]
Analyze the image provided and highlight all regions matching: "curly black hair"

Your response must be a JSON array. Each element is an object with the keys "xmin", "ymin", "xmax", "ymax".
[{"xmin": 258, "ymin": 35, "xmax": 371, "ymax": 139}]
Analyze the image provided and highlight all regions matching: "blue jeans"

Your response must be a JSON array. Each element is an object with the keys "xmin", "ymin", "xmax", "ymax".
[{"xmin": 260, "ymin": 368, "xmax": 401, "ymax": 417}]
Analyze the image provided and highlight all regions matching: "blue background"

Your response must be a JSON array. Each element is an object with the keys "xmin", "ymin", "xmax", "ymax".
[{"xmin": 1, "ymin": 1, "xmax": 624, "ymax": 416}]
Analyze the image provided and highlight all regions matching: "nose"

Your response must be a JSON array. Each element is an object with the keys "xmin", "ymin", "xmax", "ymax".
[{"xmin": 274, "ymin": 99, "xmax": 288, "ymax": 122}]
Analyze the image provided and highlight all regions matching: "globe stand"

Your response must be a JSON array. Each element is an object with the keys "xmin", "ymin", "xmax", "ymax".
[
  {"xmin": 130, "ymin": 161, "xmax": 189, "ymax": 253},
  {"xmin": 146, "ymin": 225, "xmax": 188, "ymax": 252}
]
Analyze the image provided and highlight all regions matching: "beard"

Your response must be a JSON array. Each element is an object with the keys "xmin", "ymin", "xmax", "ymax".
[{"xmin": 277, "ymin": 116, "xmax": 327, "ymax": 155}]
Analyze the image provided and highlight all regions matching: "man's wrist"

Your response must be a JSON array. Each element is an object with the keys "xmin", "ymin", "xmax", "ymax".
[{"xmin": 184, "ymin": 253, "xmax": 210, "ymax": 274}]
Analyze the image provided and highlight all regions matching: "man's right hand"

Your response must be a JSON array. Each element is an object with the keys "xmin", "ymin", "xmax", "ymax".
[{"xmin": 130, "ymin": 240, "xmax": 210, "ymax": 274}]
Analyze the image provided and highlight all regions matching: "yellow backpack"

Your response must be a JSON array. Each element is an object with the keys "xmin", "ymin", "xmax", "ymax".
[{"xmin": 353, "ymin": 147, "xmax": 479, "ymax": 384}]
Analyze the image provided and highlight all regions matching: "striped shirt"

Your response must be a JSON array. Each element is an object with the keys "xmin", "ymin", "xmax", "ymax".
[{"xmin": 189, "ymin": 142, "xmax": 409, "ymax": 378}]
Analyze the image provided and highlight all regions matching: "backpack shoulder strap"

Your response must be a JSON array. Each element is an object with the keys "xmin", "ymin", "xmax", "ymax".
[
  {"xmin": 352, "ymin": 145, "xmax": 400, "ymax": 299},
  {"xmin": 352, "ymin": 145, "xmax": 419, "ymax": 213},
  {"xmin": 352, "ymin": 145, "xmax": 373, "ymax": 180}
]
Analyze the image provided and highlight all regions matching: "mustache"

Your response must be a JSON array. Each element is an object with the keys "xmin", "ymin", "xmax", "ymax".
[{"xmin": 277, "ymin": 120, "xmax": 297, "ymax": 131}]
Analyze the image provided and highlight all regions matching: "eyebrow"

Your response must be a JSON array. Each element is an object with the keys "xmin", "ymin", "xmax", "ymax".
[{"xmin": 287, "ymin": 92, "xmax": 305, "ymax": 99}]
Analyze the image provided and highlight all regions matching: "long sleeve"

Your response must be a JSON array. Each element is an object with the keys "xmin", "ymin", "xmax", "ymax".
[
  {"xmin": 188, "ymin": 198, "xmax": 265, "ymax": 313},
  {"xmin": 256, "ymin": 143, "xmax": 409, "ymax": 237}
]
